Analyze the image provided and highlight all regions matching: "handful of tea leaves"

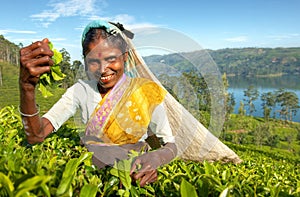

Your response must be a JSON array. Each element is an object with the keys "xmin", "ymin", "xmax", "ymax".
[{"xmin": 38, "ymin": 42, "xmax": 65, "ymax": 97}]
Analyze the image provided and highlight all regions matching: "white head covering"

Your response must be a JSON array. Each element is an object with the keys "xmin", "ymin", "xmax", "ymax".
[{"xmin": 81, "ymin": 20, "xmax": 242, "ymax": 163}]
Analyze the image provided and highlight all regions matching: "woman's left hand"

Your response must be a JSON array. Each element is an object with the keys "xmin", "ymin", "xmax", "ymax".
[{"xmin": 130, "ymin": 151, "xmax": 162, "ymax": 187}]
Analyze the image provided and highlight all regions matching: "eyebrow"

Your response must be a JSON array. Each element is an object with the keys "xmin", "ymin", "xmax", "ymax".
[
  {"xmin": 86, "ymin": 58, "xmax": 100, "ymax": 63},
  {"xmin": 104, "ymin": 55, "xmax": 118, "ymax": 60}
]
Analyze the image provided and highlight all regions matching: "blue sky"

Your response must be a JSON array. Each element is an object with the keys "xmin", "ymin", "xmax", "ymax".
[{"xmin": 1, "ymin": 0, "xmax": 300, "ymax": 61}]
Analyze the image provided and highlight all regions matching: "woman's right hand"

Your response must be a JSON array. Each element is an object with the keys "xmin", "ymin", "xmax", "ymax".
[{"xmin": 19, "ymin": 38, "xmax": 54, "ymax": 88}]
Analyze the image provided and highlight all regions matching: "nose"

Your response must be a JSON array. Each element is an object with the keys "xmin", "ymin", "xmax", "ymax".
[{"xmin": 98, "ymin": 61, "xmax": 110, "ymax": 73}]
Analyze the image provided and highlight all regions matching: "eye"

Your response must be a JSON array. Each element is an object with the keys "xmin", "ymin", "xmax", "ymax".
[
  {"xmin": 105, "ymin": 56, "xmax": 117, "ymax": 63},
  {"xmin": 87, "ymin": 59, "xmax": 100, "ymax": 68}
]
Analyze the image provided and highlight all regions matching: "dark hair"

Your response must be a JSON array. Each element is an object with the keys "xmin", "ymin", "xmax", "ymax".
[{"xmin": 82, "ymin": 28, "xmax": 128, "ymax": 57}]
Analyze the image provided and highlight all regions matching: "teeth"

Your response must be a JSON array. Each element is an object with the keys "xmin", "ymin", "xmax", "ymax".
[{"xmin": 101, "ymin": 75, "xmax": 113, "ymax": 80}]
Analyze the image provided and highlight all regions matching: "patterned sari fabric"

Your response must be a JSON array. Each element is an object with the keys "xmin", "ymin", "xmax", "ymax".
[{"xmin": 85, "ymin": 74, "xmax": 166, "ymax": 145}]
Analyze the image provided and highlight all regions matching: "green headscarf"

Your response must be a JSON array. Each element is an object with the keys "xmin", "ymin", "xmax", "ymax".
[{"xmin": 81, "ymin": 19, "xmax": 138, "ymax": 77}]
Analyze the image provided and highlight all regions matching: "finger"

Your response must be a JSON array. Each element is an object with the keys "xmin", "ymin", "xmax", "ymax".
[
  {"xmin": 20, "ymin": 41, "xmax": 43, "ymax": 56},
  {"xmin": 31, "ymin": 47, "xmax": 53, "ymax": 60},
  {"xmin": 132, "ymin": 163, "xmax": 152, "ymax": 180},
  {"xmin": 139, "ymin": 170, "xmax": 157, "ymax": 187},
  {"xmin": 23, "ymin": 57, "xmax": 53, "ymax": 76},
  {"xmin": 20, "ymin": 39, "xmax": 53, "ymax": 58},
  {"xmin": 130, "ymin": 158, "xmax": 141, "ymax": 175},
  {"xmin": 42, "ymin": 38, "xmax": 49, "ymax": 43}
]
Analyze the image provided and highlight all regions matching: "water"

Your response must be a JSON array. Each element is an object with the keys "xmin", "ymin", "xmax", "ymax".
[{"xmin": 227, "ymin": 75, "xmax": 300, "ymax": 122}]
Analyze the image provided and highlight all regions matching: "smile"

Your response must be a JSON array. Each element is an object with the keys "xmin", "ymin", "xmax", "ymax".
[{"xmin": 100, "ymin": 74, "xmax": 114, "ymax": 82}]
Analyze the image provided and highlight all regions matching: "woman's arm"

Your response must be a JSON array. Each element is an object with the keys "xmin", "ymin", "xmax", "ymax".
[
  {"xmin": 19, "ymin": 38, "xmax": 55, "ymax": 144},
  {"xmin": 130, "ymin": 142, "xmax": 177, "ymax": 187}
]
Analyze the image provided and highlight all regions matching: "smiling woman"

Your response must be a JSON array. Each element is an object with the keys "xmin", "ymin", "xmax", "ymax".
[
  {"xmin": 18, "ymin": 19, "xmax": 178, "ymax": 187},
  {"xmin": 18, "ymin": 16, "xmax": 242, "ymax": 190}
]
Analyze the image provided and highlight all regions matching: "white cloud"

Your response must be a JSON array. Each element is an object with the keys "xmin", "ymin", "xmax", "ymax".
[
  {"xmin": 267, "ymin": 33, "xmax": 300, "ymax": 41},
  {"xmin": 86, "ymin": 14, "xmax": 159, "ymax": 31},
  {"xmin": 30, "ymin": 0, "xmax": 106, "ymax": 27},
  {"xmin": 48, "ymin": 38, "xmax": 66, "ymax": 41},
  {"xmin": 224, "ymin": 36, "xmax": 248, "ymax": 43},
  {"xmin": 127, "ymin": 22, "xmax": 159, "ymax": 30},
  {"xmin": 0, "ymin": 29, "xmax": 36, "ymax": 35},
  {"xmin": 31, "ymin": 11, "xmax": 60, "ymax": 22},
  {"xmin": 87, "ymin": 14, "xmax": 135, "ymax": 24}
]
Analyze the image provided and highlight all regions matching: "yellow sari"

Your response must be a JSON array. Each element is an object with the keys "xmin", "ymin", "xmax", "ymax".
[{"xmin": 85, "ymin": 74, "xmax": 166, "ymax": 145}]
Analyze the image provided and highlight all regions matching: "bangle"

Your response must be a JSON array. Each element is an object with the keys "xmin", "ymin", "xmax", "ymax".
[{"xmin": 18, "ymin": 104, "xmax": 40, "ymax": 117}]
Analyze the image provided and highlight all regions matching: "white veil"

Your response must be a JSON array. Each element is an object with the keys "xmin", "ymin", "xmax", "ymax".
[
  {"xmin": 77, "ymin": 20, "xmax": 241, "ymax": 164},
  {"xmin": 121, "ymin": 25, "xmax": 241, "ymax": 163}
]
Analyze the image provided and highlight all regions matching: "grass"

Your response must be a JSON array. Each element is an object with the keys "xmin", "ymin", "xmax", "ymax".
[{"xmin": 0, "ymin": 62, "xmax": 66, "ymax": 113}]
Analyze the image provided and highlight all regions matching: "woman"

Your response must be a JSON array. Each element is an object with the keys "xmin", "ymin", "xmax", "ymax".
[{"xmin": 19, "ymin": 20, "xmax": 177, "ymax": 187}]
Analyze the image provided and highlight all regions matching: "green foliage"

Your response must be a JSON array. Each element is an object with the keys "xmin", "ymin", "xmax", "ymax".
[
  {"xmin": 243, "ymin": 85, "xmax": 259, "ymax": 116},
  {"xmin": 0, "ymin": 35, "xmax": 20, "ymax": 66},
  {"xmin": 0, "ymin": 61, "xmax": 19, "ymax": 107},
  {"xmin": 145, "ymin": 47, "xmax": 300, "ymax": 77},
  {"xmin": 38, "ymin": 42, "xmax": 65, "ymax": 97},
  {"xmin": 276, "ymin": 89, "xmax": 300, "ymax": 121},
  {"xmin": 210, "ymin": 47, "xmax": 300, "ymax": 77},
  {"xmin": 0, "ymin": 105, "xmax": 299, "ymax": 196},
  {"xmin": 110, "ymin": 158, "xmax": 133, "ymax": 196},
  {"xmin": 180, "ymin": 178, "xmax": 198, "ymax": 197},
  {"xmin": 224, "ymin": 114, "xmax": 300, "ymax": 154},
  {"xmin": 56, "ymin": 152, "xmax": 93, "ymax": 196}
]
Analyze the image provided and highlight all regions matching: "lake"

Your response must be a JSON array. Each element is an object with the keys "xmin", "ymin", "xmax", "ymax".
[{"xmin": 227, "ymin": 75, "xmax": 300, "ymax": 122}]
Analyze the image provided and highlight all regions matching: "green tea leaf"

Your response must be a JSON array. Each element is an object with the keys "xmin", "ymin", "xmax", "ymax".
[
  {"xmin": 80, "ymin": 184, "xmax": 98, "ymax": 197},
  {"xmin": 219, "ymin": 187, "xmax": 229, "ymax": 197},
  {"xmin": 110, "ymin": 159, "xmax": 132, "ymax": 190},
  {"xmin": 48, "ymin": 42, "xmax": 53, "ymax": 50},
  {"xmin": 51, "ymin": 68, "xmax": 65, "ymax": 81},
  {"xmin": 38, "ymin": 41, "xmax": 65, "ymax": 97},
  {"xmin": 15, "ymin": 175, "xmax": 52, "ymax": 197},
  {"xmin": 38, "ymin": 82, "xmax": 53, "ymax": 98},
  {"xmin": 180, "ymin": 178, "xmax": 198, "ymax": 197},
  {"xmin": 52, "ymin": 49, "xmax": 63, "ymax": 65},
  {"xmin": 56, "ymin": 152, "xmax": 92, "ymax": 196},
  {"xmin": 0, "ymin": 172, "xmax": 14, "ymax": 196}
]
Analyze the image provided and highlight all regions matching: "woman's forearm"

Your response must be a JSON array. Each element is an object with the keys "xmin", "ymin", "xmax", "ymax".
[
  {"xmin": 156, "ymin": 142, "xmax": 177, "ymax": 166},
  {"xmin": 19, "ymin": 84, "xmax": 53, "ymax": 144}
]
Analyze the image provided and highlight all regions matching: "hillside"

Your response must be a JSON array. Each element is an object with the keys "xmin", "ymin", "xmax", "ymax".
[
  {"xmin": 1, "ymin": 34, "xmax": 300, "ymax": 78},
  {"xmin": 0, "ymin": 61, "xmax": 65, "ymax": 113},
  {"xmin": 144, "ymin": 47, "xmax": 300, "ymax": 77},
  {"xmin": 0, "ymin": 35, "xmax": 20, "ymax": 65}
]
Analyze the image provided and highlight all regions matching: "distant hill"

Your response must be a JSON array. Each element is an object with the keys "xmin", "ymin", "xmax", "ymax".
[
  {"xmin": 0, "ymin": 35, "xmax": 20, "ymax": 66},
  {"xmin": 144, "ymin": 47, "xmax": 300, "ymax": 77},
  {"xmin": 1, "ymin": 34, "xmax": 300, "ymax": 78}
]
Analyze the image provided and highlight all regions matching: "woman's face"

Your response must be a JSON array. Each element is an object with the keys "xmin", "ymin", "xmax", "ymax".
[{"xmin": 85, "ymin": 38, "xmax": 127, "ymax": 93}]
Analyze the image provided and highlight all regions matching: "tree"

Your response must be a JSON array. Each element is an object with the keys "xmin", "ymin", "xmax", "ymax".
[
  {"xmin": 261, "ymin": 91, "xmax": 277, "ymax": 119},
  {"xmin": 0, "ymin": 65, "xmax": 2, "ymax": 86},
  {"xmin": 58, "ymin": 48, "xmax": 78, "ymax": 88},
  {"xmin": 276, "ymin": 89, "xmax": 299, "ymax": 121},
  {"xmin": 0, "ymin": 35, "xmax": 20, "ymax": 65},
  {"xmin": 182, "ymin": 72, "xmax": 211, "ymax": 113},
  {"xmin": 243, "ymin": 85, "xmax": 259, "ymax": 116},
  {"xmin": 262, "ymin": 106, "xmax": 271, "ymax": 120},
  {"xmin": 252, "ymin": 123, "xmax": 270, "ymax": 147},
  {"xmin": 238, "ymin": 101, "xmax": 246, "ymax": 116},
  {"xmin": 222, "ymin": 73, "xmax": 235, "ymax": 121}
]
